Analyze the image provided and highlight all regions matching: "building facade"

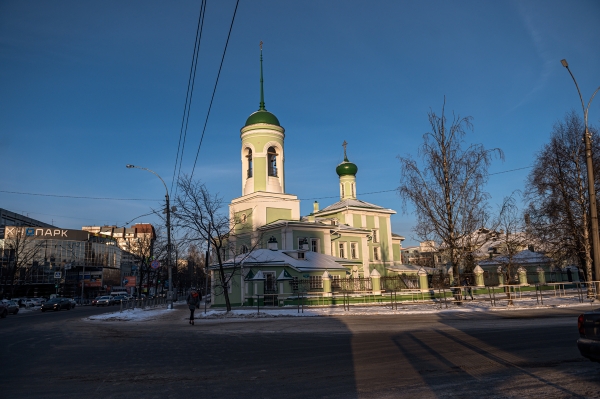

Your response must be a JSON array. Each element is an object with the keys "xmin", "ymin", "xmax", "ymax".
[{"xmin": 211, "ymin": 50, "xmax": 414, "ymax": 307}]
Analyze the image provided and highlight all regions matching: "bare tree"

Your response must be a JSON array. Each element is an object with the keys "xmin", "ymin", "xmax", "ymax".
[
  {"xmin": 1, "ymin": 227, "xmax": 44, "ymax": 297},
  {"xmin": 525, "ymin": 111, "xmax": 600, "ymax": 296},
  {"xmin": 123, "ymin": 228, "xmax": 159, "ymax": 298},
  {"xmin": 398, "ymin": 99, "xmax": 503, "ymax": 279},
  {"xmin": 489, "ymin": 192, "xmax": 533, "ymax": 304},
  {"xmin": 174, "ymin": 175, "xmax": 258, "ymax": 312}
]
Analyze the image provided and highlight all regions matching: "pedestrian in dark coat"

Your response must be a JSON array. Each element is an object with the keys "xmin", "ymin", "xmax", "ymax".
[{"xmin": 186, "ymin": 290, "xmax": 201, "ymax": 325}]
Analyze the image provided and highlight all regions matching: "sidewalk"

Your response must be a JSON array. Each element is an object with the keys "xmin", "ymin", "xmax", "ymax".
[{"xmin": 85, "ymin": 293, "xmax": 598, "ymax": 322}]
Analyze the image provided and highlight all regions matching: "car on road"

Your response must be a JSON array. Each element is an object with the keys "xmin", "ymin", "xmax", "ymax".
[
  {"xmin": 0, "ymin": 300, "xmax": 19, "ymax": 315},
  {"xmin": 41, "ymin": 298, "xmax": 72, "ymax": 312},
  {"xmin": 0, "ymin": 302, "xmax": 7, "ymax": 318},
  {"xmin": 66, "ymin": 298, "xmax": 76, "ymax": 309},
  {"xmin": 111, "ymin": 295, "xmax": 129, "ymax": 304},
  {"xmin": 577, "ymin": 308, "xmax": 600, "ymax": 363},
  {"xmin": 95, "ymin": 296, "xmax": 113, "ymax": 306}
]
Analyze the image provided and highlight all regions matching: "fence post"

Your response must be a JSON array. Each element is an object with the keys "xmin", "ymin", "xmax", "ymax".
[
  {"xmin": 537, "ymin": 267, "xmax": 546, "ymax": 285},
  {"xmin": 418, "ymin": 268, "xmax": 429, "ymax": 291},
  {"xmin": 473, "ymin": 265, "xmax": 485, "ymax": 287},
  {"xmin": 497, "ymin": 266, "xmax": 505, "ymax": 286},
  {"xmin": 518, "ymin": 267, "xmax": 528, "ymax": 285},
  {"xmin": 370, "ymin": 269, "xmax": 381, "ymax": 295},
  {"xmin": 322, "ymin": 271, "xmax": 332, "ymax": 298}
]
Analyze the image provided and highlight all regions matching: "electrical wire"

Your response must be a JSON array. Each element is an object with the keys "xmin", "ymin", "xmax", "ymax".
[
  {"xmin": 171, "ymin": 0, "xmax": 207, "ymax": 195},
  {"xmin": 0, "ymin": 190, "xmax": 158, "ymax": 201},
  {"xmin": 190, "ymin": 0, "xmax": 240, "ymax": 180}
]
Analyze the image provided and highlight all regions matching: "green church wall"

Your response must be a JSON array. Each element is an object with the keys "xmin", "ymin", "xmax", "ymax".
[
  {"xmin": 253, "ymin": 157, "xmax": 267, "ymax": 191},
  {"xmin": 366, "ymin": 215, "xmax": 375, "ymax": 229},
  {"xmin": 266, "ymin": 207, "xmax": 292, "ymax": 224},
  {"xmin": 234, "ymin": 208, "xmax": 253, "ymax": 234},
  {"xmin": 353, "ymin": 214, "xmax": 362, "ymax": 228},
  {"xmin": 291, "ymin": 230, "xmax": 325, "ymax": 252},
  {"xmin": 392, "ymin": 243, "xmax": 401, "ymax": 262}
]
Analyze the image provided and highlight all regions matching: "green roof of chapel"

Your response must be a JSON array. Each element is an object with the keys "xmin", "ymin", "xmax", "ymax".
[
  {"xmin": 245, "ymin": 110, "xmax": 280, "ymax": 127},
  {"xmin": 336, "ymin": 157, "xmax": 358, "ymax": 176}
]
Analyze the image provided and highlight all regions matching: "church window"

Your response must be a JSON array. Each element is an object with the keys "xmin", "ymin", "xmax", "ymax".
[
  {"xmin": 339, "ymin": 242, "xmax": 346, "ymax": 259},
  {"xmin": 309, "ymin": 275, "xmax": 322, "ymax": 289},
  {"xmin": 372, "ymin": 229, "xmax": 379, "ymax": 243},
  {"xmin": 352, "ymin": 183, "xmax": 355, "ymax": 198},
  {"xmin": 350, "ymin": 242, "xmax": 358, "ymax": 259},
  {"xmin": 373, "ymin": 247, "xmax": 380, "ymax": 261},
  {"xmin": 240, "ymin": 245, "xmax": 248, "ymax": 254},
  {"xmin": 341, "ymin": 183, "xmax": 345, "ymax": 198},
  {"xmin": 246, "ymin": 149, "xmax": 253, "ymax": 178},
  {"xmin": 311, "ymin": 238, "xmax": 319, "ymax": 253},
  {"xmin": 267, "ymin": 147, "xmax": 278, "ymax": 177}
]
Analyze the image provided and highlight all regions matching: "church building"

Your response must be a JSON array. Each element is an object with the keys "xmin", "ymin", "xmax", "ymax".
[{"xmin": 210, "ymin": 48, "xmax": 415, "ymax": 307}]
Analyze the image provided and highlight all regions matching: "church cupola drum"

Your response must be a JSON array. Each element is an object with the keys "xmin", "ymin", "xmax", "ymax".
[
  {"xmin": 336, "ymin": 141, "xmax": 358, "ymax": 200},
  {"xmin": 240, "ymin": 43, "xmax": 285, "ymax": 196}
]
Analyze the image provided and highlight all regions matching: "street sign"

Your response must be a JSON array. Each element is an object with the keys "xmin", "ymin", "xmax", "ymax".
[
  {"xmin": 151, "ymin": 260, "xmax": 160, "ymax": 269},
  {"xmin": 54, "ymin": 272, "xmax": 62, "ymax": 279}
]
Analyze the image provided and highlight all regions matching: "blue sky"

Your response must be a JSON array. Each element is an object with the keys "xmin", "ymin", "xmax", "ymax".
[{"xmin": 1, "ymin": 0, "xmax": 599, "ymax": 246}]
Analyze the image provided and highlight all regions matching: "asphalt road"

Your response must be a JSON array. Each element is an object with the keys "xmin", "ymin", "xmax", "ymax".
[{"xmin": 1, "ymin": 304, "xmax": 599, "ymax": 398}]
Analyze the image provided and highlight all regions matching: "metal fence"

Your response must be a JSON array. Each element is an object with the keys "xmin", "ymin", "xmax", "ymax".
[{"xmin": 334, "ymin": 277, "xmax": 372, "ymax": 293}]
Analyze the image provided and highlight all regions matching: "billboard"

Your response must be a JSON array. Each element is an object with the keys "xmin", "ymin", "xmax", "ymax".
[{"xmin": 4, "ymin": 226, "xmax": 90, "ymax": 241}]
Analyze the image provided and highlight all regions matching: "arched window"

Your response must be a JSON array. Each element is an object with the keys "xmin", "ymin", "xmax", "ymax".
[
  {"xmin": 341, "ymin": 183, "xmax": 345, "ymax": 198},
  {"xmin": 267, "ymin": 147, "xmax": 278, "ymax": 177},
  {"xmin": 351, "ymin": 183, "xmax": 355, "ymax": 198},
  {"xmin": 246, "ymin": 148, "xmax": 253, "ymax": 178}
]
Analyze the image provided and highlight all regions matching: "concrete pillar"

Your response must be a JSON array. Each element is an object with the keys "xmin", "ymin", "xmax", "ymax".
[
  {"xmin": 447, "ymin": 266, "xmax": 454, "ymax": 286},
  {"xmin": 497, "ymin": 266, "xmax": 505, "ymax": 286},
  {"xmin": 518, "ymin": 267, "xmax": 528, "ymax": 285},
  {"xmin": 473, "ymin": 265, "xmax": 485, "ymax": 287},
  {"xmin": 537, "ymin": 266, "xmax": 546, "ymax": 285},
  {"xmin": 370, "ymin": 268, "xmax": 381, "ymax": 295},
  {"xmin": 418, "ymin": 268, "xmax": 429, "ymax": 292},
  {"xmin": 322, "ymin": 271, "xmax": 332, "ymax": 297}
]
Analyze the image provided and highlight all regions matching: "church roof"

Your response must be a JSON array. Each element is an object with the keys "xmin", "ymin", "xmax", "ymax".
[
  {"xmin": 245, "ymin": 110, "xmax": 280, "ymax": 126},
  {"xmin": 336, "ymin": 157, "xmax": 358, "ymax": 176},
  {"xmin": 318, "ymin": 198, "xmax": 395, "ymax": 214}
]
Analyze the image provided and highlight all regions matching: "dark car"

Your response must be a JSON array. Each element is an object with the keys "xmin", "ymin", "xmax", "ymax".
[
  {"xmin": 111, "ymin": 295, "xmax": 129, "ymax": 304},
  {"xmin": 0, "ymin": 302, "xmax": 7, "ymax": 318},
  {"xmin": 577, "ymin": 308, "xmax": 600, "ymax": 363},
  {"xmin": 41, "ymin": 298, "xmax": 72, "ymax": 312},
  {"xmin": 1, "ymin": 300, "xmax": 19, "ymax": 315},
  {"xmin": 95, "ymin": 296, "xmax": 113, "ymax": 306}
]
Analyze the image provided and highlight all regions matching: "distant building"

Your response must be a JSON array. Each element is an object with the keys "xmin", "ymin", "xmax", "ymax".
[
  {"xmin": 0, "ymin": 226, "xmax": 125, "ymax": 299},
  {"xmin": 401, "ymin": 241, "xmax": 442, "ymax": 268},
  {"xmin": 0, "ymin": 208, "xmax": 54, "ymax": 239}
]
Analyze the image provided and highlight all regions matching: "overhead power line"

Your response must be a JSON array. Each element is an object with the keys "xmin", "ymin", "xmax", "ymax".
[
  {"xmin": 190, "ymin": 0, "xmax": 240, "ymax": 180},
  {"xmin": 171, "ymin": 0, "xmax": 207, "ymax": 196},
  {"xmin": 0, "ymin": 190, "xmax": 158, "ymax": 201}
]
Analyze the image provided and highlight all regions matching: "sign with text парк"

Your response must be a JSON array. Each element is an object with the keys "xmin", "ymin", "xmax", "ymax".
[{"xmin": 4, "ymin": 226, "xmax": 90, "ymax": 241}]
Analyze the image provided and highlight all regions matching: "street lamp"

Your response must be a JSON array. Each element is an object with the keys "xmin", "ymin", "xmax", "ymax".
[
  {"xmin": 126, "ymin": 164, "xmax": 174, "ymax": 309},
  {"xmin": 561, "ymin": 59, "xmax": 600, "ymax": 296}
]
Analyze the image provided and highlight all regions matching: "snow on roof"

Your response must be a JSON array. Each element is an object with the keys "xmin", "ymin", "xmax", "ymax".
[
  {"xmin": 386, "ymin": 264, "xmax": 436, "ymax": 273},
  {"xmin": 318, "ymin": 198, "xmax": 395, "ymax": 213},
  {"xmin": 216, "ymin": 249, "xmax": 351, "ymax": 271},
  {"xmin": 479, "ymin": 249, "xmax": 552, "ymax": 266}
]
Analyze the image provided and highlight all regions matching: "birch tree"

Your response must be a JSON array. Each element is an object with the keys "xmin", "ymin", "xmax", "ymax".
[{"xmin": 398, "ymin": 99, "xmax": 503, "ymax": 279}]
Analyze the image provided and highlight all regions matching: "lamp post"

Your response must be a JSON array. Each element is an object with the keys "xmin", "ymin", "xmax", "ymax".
[
  {"xmin": 126, "ymin": 164, "xmax": 173, "ymax": 309},
  {"xmin": 561, "ymin": 59, "xmax": 600, "ymax": 295}
]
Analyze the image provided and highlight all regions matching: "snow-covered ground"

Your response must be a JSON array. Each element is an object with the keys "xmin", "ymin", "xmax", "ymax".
[{"xmin": 84, "ymin": 293, "xmax": 597, "ymax": 321}]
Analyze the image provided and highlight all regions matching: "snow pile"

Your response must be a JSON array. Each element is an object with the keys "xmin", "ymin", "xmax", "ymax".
[{"xmin": 86, "ymin": 307, "xmax": 176, "ymax": 321}]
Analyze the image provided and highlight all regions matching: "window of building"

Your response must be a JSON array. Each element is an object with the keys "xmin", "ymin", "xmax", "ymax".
[
  {"xmin": 240, "ymin": 245, "xmax": 248, "ymax": 254},
  {"xmin": 265, "ymin": 272, "xmax": 276, "ymax": 293},
  {"xmin": 291, "ymin": 276, "xmax": 299, "ymax": 291},
  {"xmin": 339, "ymin": 242, "xmax": 346, "ymax": 259},
  {"xmin": 351, "ymin": 183, "xmax": 355, "ymax": 198},
  {"xmin": 246, "ymin": 148, "xmax": 253, "ymax": 178},
  {"xmin": 373, "ymin": 247, "xmax": 380, "ymax": 261},
  {"xmin": 350, "ymin": 242, "xmax": 358, "ymax": 259},
  {"xmin": 309, "ymin": 275, "xmax": 322, "ymax": 289},
  {"xmin": 341, "ymin": 183, "xmax": 345, "ymax": 198},
  {"xmin": 267, "ymin": 147, "xmax": 278, "ymax": 177},
  {"xmin": 311, "ymin": 238, "xmax": 319, "ymax": 253},
  {"xmin": 372, "ymin": 229, "xmax": 379, "ymax": 243}
]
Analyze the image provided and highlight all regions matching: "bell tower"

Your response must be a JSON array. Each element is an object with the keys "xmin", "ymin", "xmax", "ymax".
[{"xmin": 230, "ymin": 43, "xmax": 299, "ymax": 235}]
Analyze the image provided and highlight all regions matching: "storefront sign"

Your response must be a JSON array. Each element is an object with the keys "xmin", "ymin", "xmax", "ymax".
[{"xmin": 4, "ymin": 226, "xmax": 90, "ymax": 241}]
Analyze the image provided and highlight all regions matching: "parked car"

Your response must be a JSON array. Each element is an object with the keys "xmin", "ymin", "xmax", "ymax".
[
  {"xmin": 66, "ymin": 298, "xmax": 76, "ymax": 309},
  {"xmin": 577, "ymin": 308, "xmax": 600, "ymax": 363},
  {"xmin": 41, "ymin": 298, "xmax": 72, "ymax": 312},
  {"xmin": 111, "ymin": 295, "xmax": 129, "ymax": 304},
  {"xmin": 0, "ymin": 302, "xmax": 8, "ymax": 318},
  {"xmin": 95, "ymin": 296, "xmax": 113, "ymax": 307},
  {"xmin": 0, "ymin": 300, "xmax": 19, "ymax": 315}
]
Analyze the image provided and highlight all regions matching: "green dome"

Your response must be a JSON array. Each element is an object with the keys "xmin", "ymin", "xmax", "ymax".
[
  {"xmin": 245, "ymin": 110, "xmax": 280, "ymax": 127},
  {"xmin": 336, "ymin": 158, "xmax": 358, "ymax": 176}
]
